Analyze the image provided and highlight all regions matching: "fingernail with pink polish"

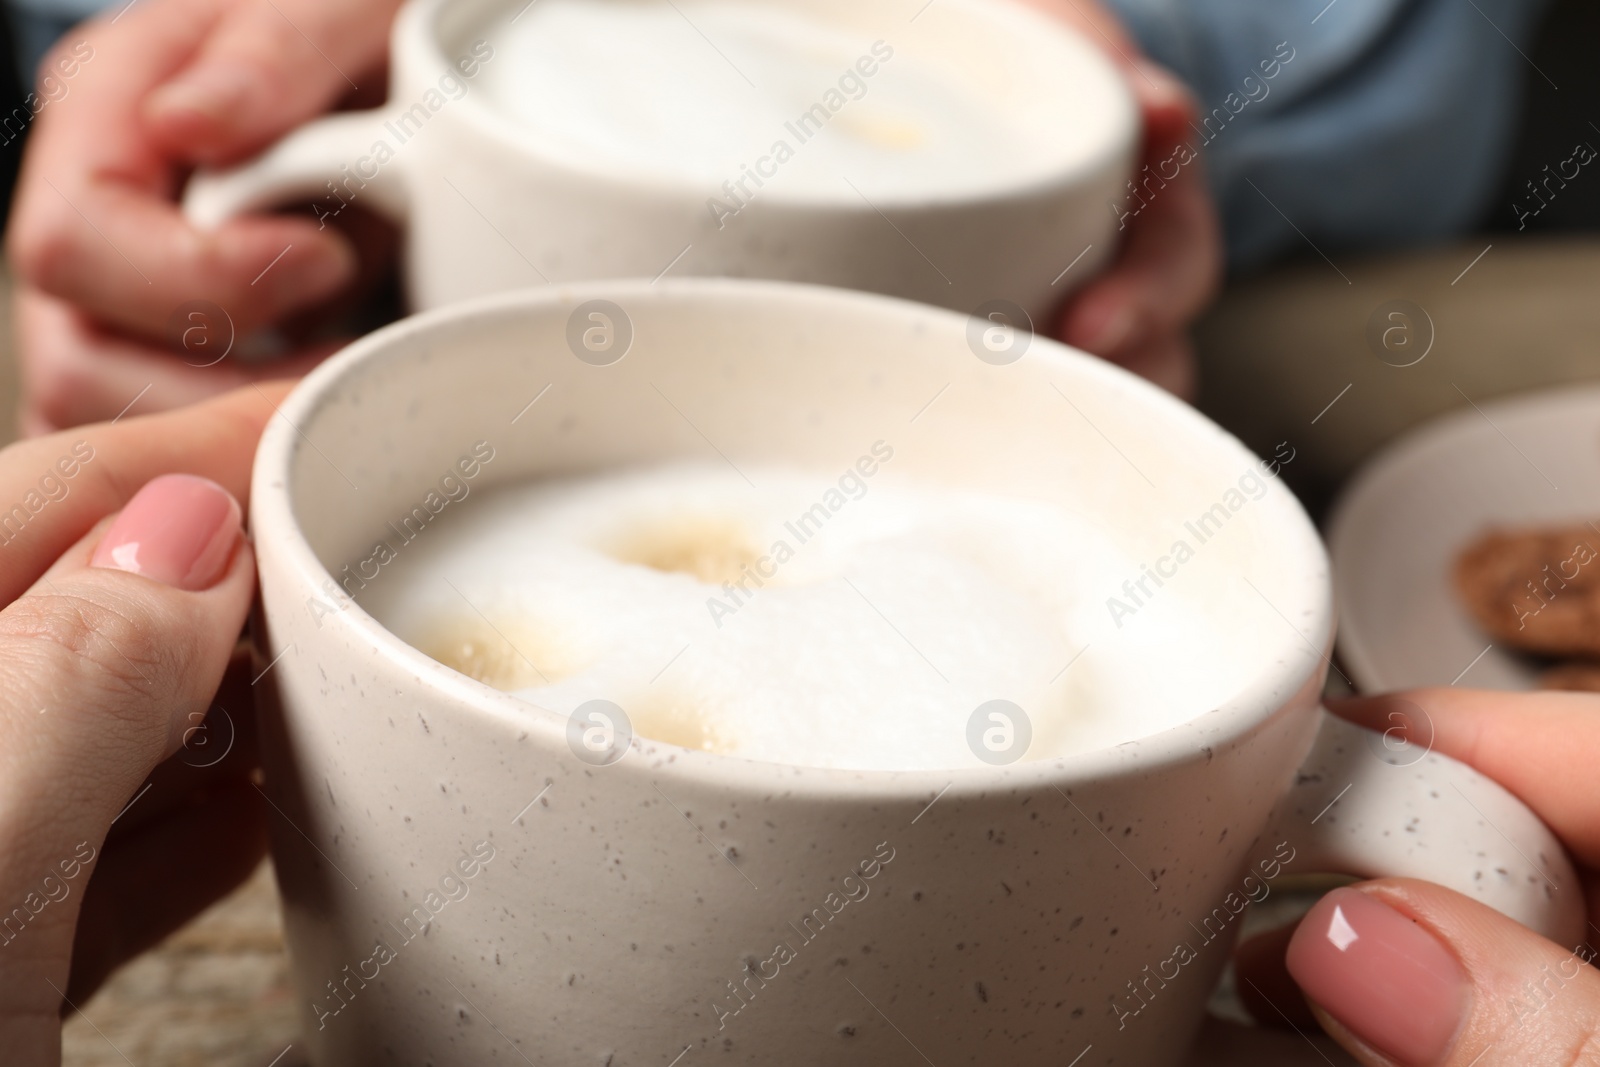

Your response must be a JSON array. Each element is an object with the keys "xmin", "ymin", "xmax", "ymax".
[
  {"xmin": 91, "ymin": 474, "xmax": 243, "ymax": 591},
  {"xmin": 1287, "ymin": 887, "xmax": 1467, "ymax": 1064}
]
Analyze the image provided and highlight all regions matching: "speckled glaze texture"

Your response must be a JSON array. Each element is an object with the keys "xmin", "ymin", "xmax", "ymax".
[
  {"xmin": 182, "ymin": 0, "xmax": 1136, "ymax": 322},
  {"xmin": 250, "ymin": 280, "xmax": 1582, "ymax": 1066}
]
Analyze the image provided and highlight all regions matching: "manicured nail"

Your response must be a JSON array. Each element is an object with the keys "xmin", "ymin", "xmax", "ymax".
[
  {"xmin": 1287, "ymin": 887, "xmax": 1467, "ymax": 1064},
  {"xmin": 91, "ymin": 474, "xmax": 243, "ymax": 591}
]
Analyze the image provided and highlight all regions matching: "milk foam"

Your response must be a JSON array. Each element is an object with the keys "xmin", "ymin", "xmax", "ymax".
[
  {"xmin": 472, "ymin": 0, "xmax": 1050, "ymax": 199},
  {"xmin": 359, "ymin": 463, "xmax": 1209, "ymax": 771}
]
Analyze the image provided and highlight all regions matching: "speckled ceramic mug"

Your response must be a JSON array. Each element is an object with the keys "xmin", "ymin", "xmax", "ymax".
[
  {"xmin": 182, "ymin": 0, "xmax": 1135, "ymax": 323},
  {"xmin": 250, "ymin": 279, "xmax": 1583, "ymax": 1067}
]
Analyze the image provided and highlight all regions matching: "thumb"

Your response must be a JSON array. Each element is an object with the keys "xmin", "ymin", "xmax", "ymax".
[
  {"xmin": 142, "ymin": 0, "xmax": 402, "ymax": 164},
  {"xmin": 0, "ymin": 474, "xmax": 252, "ymax": 871},
  {"xmin": 0, "ymin": 473, "xmax": 251, "ymax": 1053},
  {"xmin": 1287, "ymin": 881, "xmax": 1600, "ymax": 1065}
]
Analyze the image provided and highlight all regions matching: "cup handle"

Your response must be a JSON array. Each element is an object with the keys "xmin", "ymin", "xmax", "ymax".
[
  {"xmin": 182, "ymin": 107, "xmax": 408, "ymax": 231},
  {"xmin": 1271, "ymin": 708, "xmax": 1586, "ymax": 947}
]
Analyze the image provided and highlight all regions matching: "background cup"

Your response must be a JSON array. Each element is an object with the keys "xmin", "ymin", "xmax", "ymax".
[
  {"xmin": 250, "ymin": 278, "xmax": 1583, "ymax": 1065},
  {"xmin": 183, "ymin": 0, "xmax": 1137, "ymax": 323}
]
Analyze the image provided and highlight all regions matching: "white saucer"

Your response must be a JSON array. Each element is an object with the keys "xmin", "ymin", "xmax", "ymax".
[{"xmin": 1327, "ymin": 383, "xmax": 1600, "ymax": 692}]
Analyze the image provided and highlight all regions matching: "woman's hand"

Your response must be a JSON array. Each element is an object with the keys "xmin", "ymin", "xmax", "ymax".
[
  {"xmin": 1242, "ymin": 688, "xmax": 1600, "ymax": 1065},
  {"xmin": 7, "ymin": 0, "xmax": 401, "ymax": 433},
  {"xmin": 1018, "ymin": 0, "xmax": 1223, "ymax": 398},
  {"xmin": 0, "ymin": 383, "xmax": 287, "ymax": 1064}
]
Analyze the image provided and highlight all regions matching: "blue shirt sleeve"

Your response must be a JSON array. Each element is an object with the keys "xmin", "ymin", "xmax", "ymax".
[{"xmin": 1102, "ymin": 0, "xmax": 1552, "ymax": 269}]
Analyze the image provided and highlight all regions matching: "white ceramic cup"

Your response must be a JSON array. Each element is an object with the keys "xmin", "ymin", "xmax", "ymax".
[
  {"xmin": 250, "ymin": 279, "xmax": 1583, "ymax": 1066},
  {"xmin": 183, "ymin": 0, "xmax": 1136, "ymax": 323}
]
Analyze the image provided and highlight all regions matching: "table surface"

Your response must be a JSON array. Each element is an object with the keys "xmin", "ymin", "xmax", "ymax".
[{"xmin": 62, "ymin": 864, "xmax": 303, "ymax": 1067}]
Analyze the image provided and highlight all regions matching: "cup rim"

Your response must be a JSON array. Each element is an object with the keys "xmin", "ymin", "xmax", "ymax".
[
  {"xmin": 396, "ymin": 0, "xmax": 1139, "ymax": 212},
  {"xmin": 252, "ymin": 278, "xmax": 1332, "ymax": 800}
]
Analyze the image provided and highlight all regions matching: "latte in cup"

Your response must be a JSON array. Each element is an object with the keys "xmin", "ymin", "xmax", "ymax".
[
  {"xmin": 185, "ymin": 0, "xmax": 1137, "ymax": 322},
  {"xmin": 474, "ymin": 0, "xmax": 1069, "ymax": 205},
  {"xmin": 358, "ymin": 459, "xmax": 1218, "ymax": 771}
]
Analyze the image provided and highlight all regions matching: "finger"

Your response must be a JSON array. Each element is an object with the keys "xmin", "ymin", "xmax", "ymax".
[
  {"xmin": 1331, "ymin": 691, "xmax": 1600, "ymax": 868},
  {"xmin": 0, "ymin": 474, "xmax": 253, "ymax": 814},
  {"xmin": 67, "ymin": 779, "xmax": 267, "ymax": 1004},
  {"xmin": 9, "ymin": 173, "xmax": 356, "ymax": 339},
  {"xmin": 0, "ymin": 380, "xmax": 289, "ymax": 606},
  {"xmin": 1057, "ymin": 149, "xmax": 1221, "ymax": 362},
  {"xmin": 16, "ymin": 286, "xmax": 337, "ymax": 432},
  {"xmin": 144, "ymin": 0, "xmax": 403, "ymax": 164},
  {"xmin": 1007, "ymin": 0, "xmax": 1220, "ymax": 379},
  {"xmin": 1288, "ymin": 881, "xmax": 1600, "ymax": 1066},
  {"xmin": 0, "ymin": 475, "xmax": 251, "ymax": 1036},
  {"xmin": 103, "ymin": 653, "xmax": 259, "ymax": 845},
  {"xmin": 62, "ymin": 658, "xmax": 261, "ymax": 1003},
  {"xmin": 7, "ymin": 2, "xmax": 356, "ymax": 338}
]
